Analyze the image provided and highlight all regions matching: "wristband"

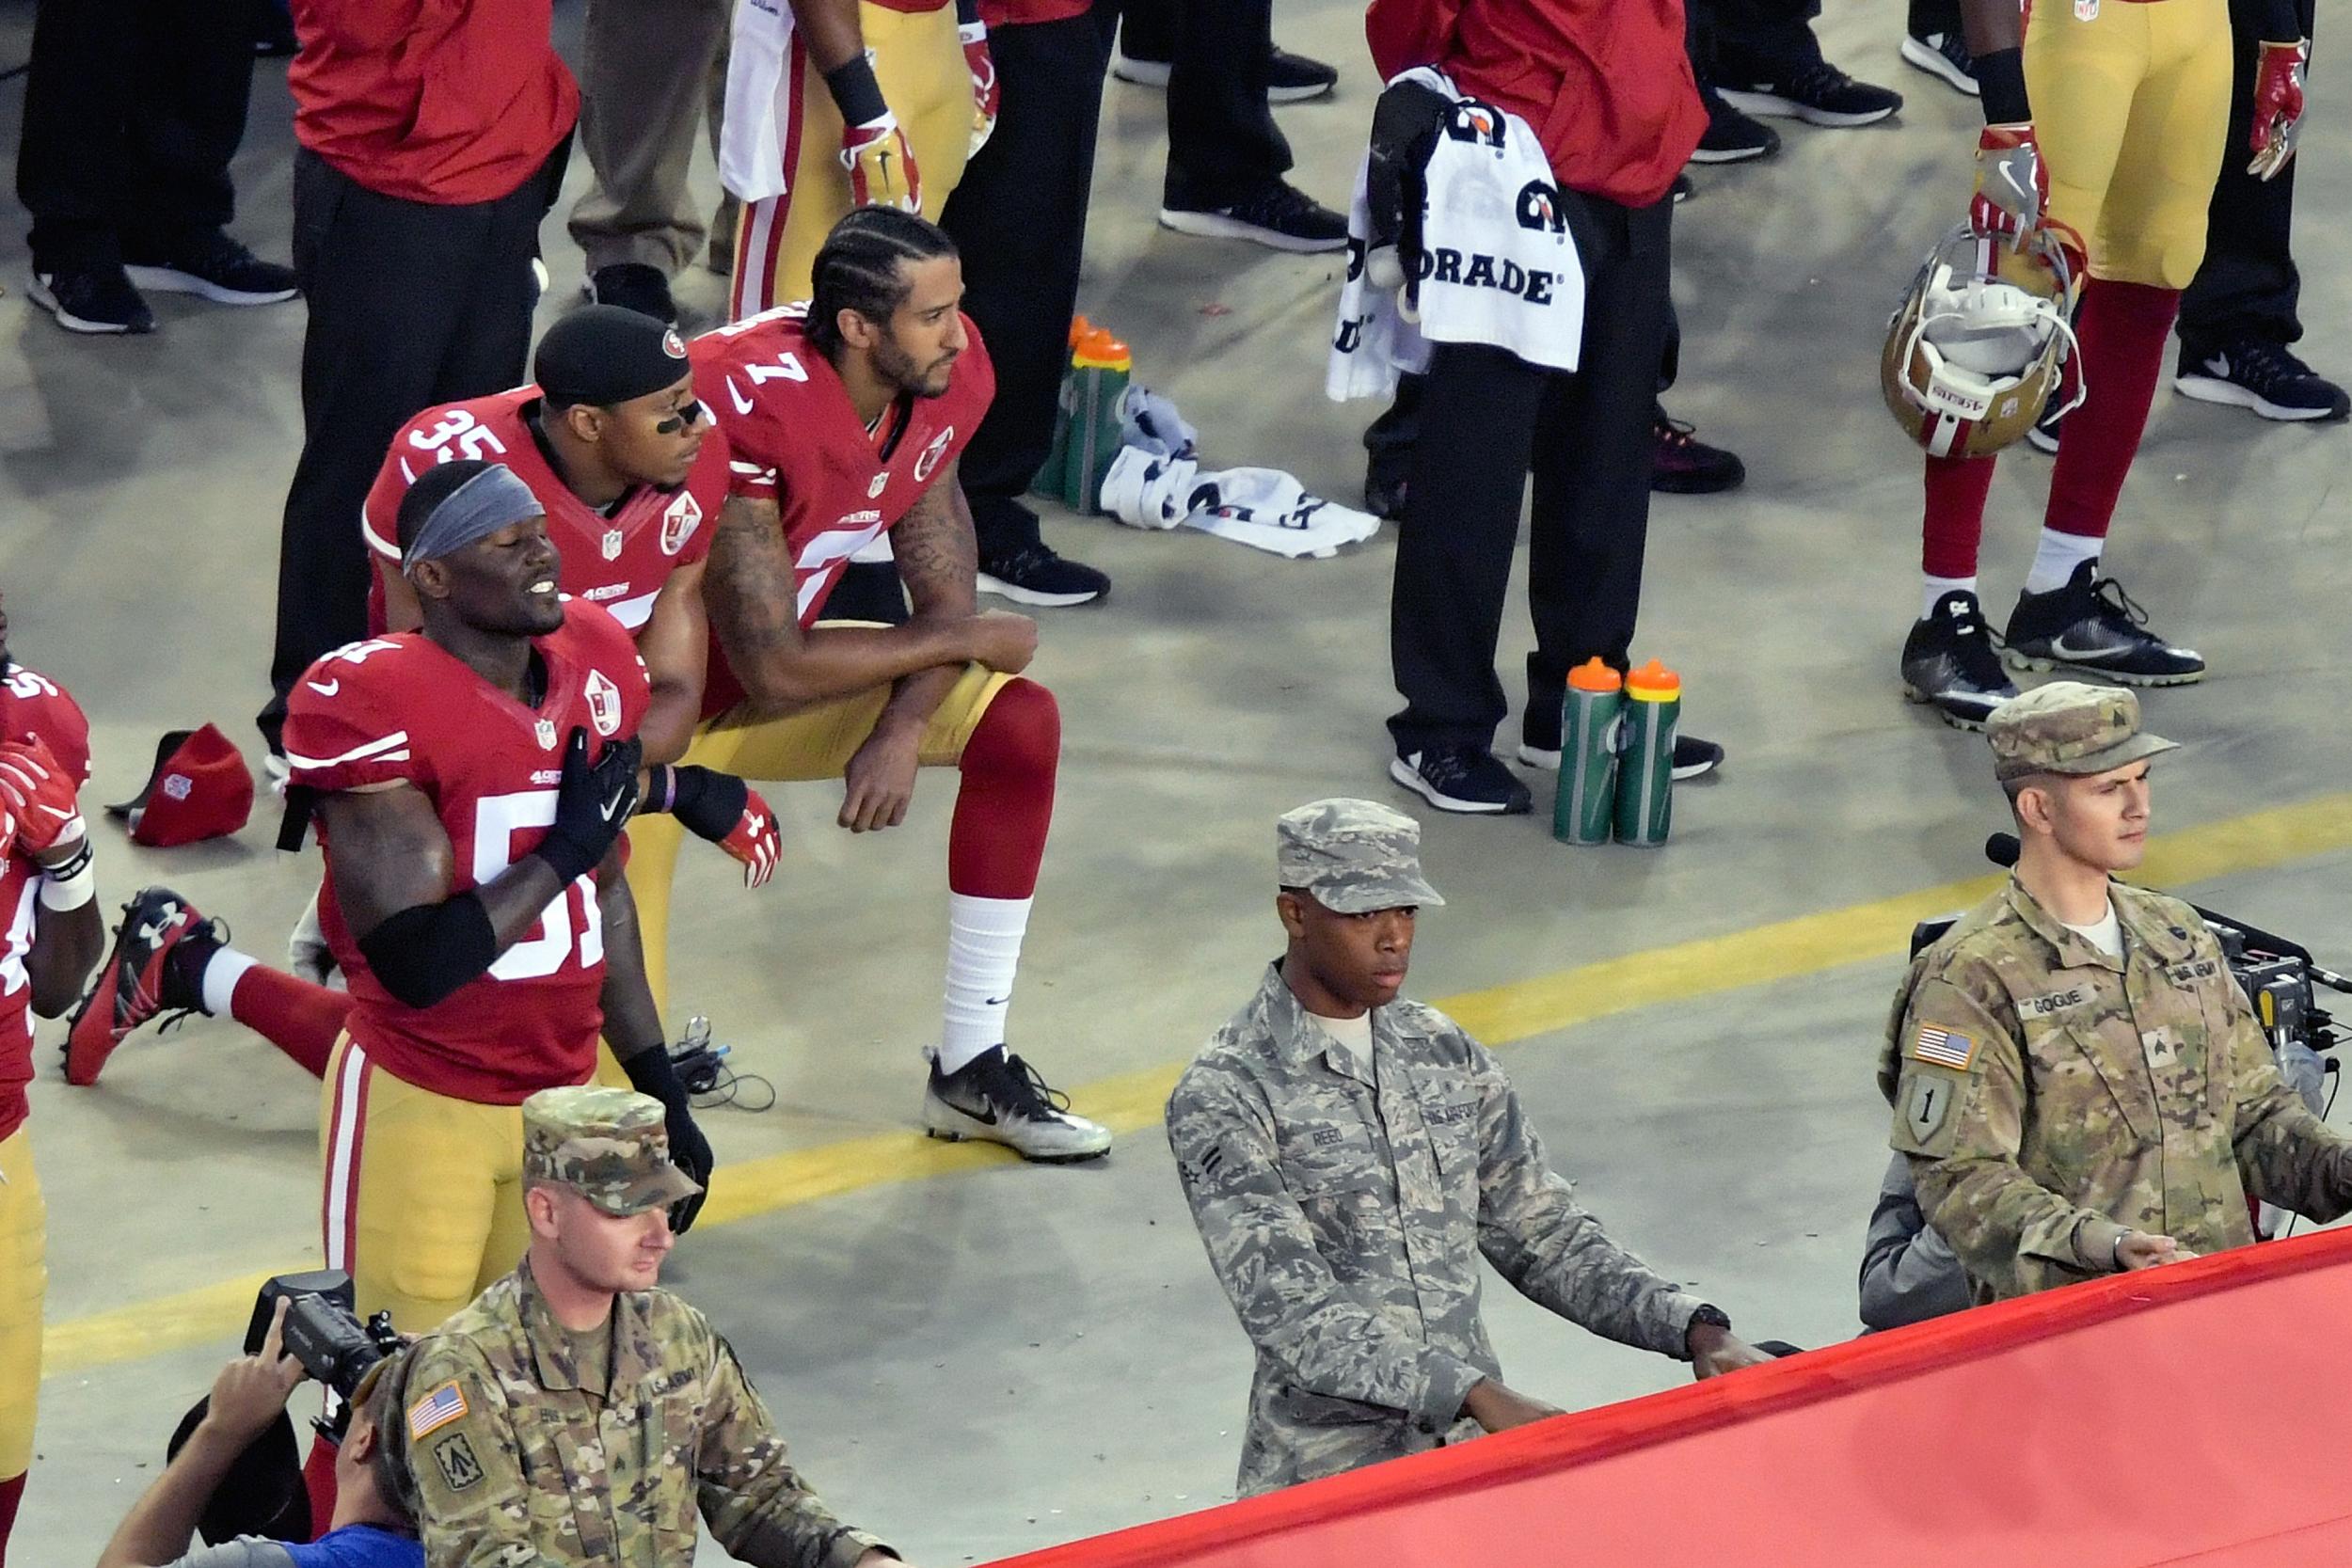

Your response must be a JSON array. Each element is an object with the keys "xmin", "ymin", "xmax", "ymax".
[
  {"xmin": 955, "ymin": 0, "xmax": 980, "ymax": 25},
  {"xmin": 645, "ymin": 765, "xmax": 679, "ymax": 816},
  {"xmin": 620, "ymin": 1034, "xmax": 691, "ymax": 1109},
  {"xmin": 664, "ymin": 766, "xmax": 751, "ymax": 842},
  {"xmin": 1977, "ymin": 49, "xmax": 2030, "ymax": 127},
  {"xmin": 38, "ymin": 840, "xmax": 97, "ymax": 911},
  {"xmin": 824, "ymin": 54, "xmax": 890, "ymax": 128}
]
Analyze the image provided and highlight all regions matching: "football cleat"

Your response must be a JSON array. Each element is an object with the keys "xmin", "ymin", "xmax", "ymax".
[
  {"xmin": 65, "ymin": 887, "xmax": 220, "ymax": 1085},
  {"xmin": 2001, "ymin": 562, "xmax": 2205, "ymax": 686},
  {"xmin": 1900, "ymin": 590, "xmax": 2018, "ymax": 730},
  {"xmin": 922, "ymin": 1047, "xmax": 1111, "ymax": 1163}
]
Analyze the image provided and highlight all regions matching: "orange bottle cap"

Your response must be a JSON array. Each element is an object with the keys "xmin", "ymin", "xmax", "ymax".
[
  {"xmin": 1625, "ymin": 658, "xmax": 1680, "ymax": 698},
  {"xmin": 1068, "ymin": 314, "xmax": 1093, "ymax": 347},
  {"xmin": 1073, "ymin": 329, "xmax": 1132, "ymax": 371},
  {"xmin": 1567, "ymin": 657, "xmax": 1622, "ymax": 693}
]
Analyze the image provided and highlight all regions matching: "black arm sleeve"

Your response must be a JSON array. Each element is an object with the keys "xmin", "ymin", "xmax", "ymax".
[{"xmin": 357, "ymin": 895, "xmax": 501, "ymax": 1009}]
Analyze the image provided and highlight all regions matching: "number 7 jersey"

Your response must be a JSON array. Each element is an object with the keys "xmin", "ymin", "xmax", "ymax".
[{"xmin": 281, "ymin": 602, "xmax": 651, "ymax": 1104}]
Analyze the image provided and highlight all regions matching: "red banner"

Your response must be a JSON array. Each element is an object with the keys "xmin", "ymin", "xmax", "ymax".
[{"xmin": 999, "ymin": 1228, "xmax": 2352, "ymax": 1567}]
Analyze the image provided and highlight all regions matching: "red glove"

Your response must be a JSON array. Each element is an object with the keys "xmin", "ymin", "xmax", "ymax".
[
  {"xmin": 1969, "ymin": 123, "xmax": 2046, "ymax": 248},
  {"xmin": 0, "ymin": 736, "xmax": 84, "ymax": 856},
  {"xmin": 841, "ymin": 111, "xmax": 922, "ymax": 212},
  {"xmin": 721, "ymin": 787, "xmax": 783, "ymax": 890},
  {"xmin": 0, "ymin": 796, "xmax": 18, "ymax": 864},
  {"xmin": 2248, "ymin": 40, "xmax": 2309, "ymax": 181},
  {"xmin": 961, "ymin": 21, "xmax": 1001, "ymax": 157}
]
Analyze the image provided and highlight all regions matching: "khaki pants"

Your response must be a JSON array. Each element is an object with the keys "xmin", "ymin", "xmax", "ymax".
[{"xmin": 568, "ymin": 0, "xmax": 735, "ymax": 276}]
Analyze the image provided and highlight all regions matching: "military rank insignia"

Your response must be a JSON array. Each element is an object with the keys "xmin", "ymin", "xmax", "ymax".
[{"xmin": 434, "ymin": 1433, "xmax": 485, "ymax": 1493}]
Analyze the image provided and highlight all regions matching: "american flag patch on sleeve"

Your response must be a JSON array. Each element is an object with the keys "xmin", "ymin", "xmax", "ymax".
[
  {"xmin": 1910, "ymin": 1023, "xmax": 1977, "ymax": 1071},
  {"xmin": 408, "ymin": 1380, "xmax": 469, "ymax": 1440}
]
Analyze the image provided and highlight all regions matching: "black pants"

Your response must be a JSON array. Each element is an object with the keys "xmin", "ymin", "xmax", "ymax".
[
  {"xmin": 941, "ymin": 1, "xmax": 1121, "ymax": 559},
  {"xmin": 261, "ymin": 143, "xmax": 570, "ymax": 748},
  {"xmin": 1691, "ymin": 0, "xmax": 1824, "ymax": 83},
  {"xmin": 15, "ymin": 0, "xmax": 255, "ymax": 270},
  {"xmin": 1906, "ymin": 0, "xmax": 1959, "ymax": 37},
  {"xmin": 2178, "ymin": 0, "xmax": 2313, "ymax": 352},
  {"xmin": 1389, "ymin": 193, "xmax": 1674, "ymax": 754},
  {"xmin": 1120, "ymin": 0, "xmax": 1289, "ymax": 207}
]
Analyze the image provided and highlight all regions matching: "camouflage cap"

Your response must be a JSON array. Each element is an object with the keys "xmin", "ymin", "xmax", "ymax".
[
  {"xmin": 1986, "ymin": 680, "xmax": 2178, "ymax": 782},
  {"xmin": 1276, "ymin": 798, "xmax": 1445, "ymax": 914},
  {"xmin": 521, "ymin": 1085, "xmax": 703, "ymax": 1217}
]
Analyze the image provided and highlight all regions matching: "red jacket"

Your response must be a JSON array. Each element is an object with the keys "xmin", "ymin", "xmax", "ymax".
[
  {"xmin": 289, "ymin": 0, "xmax": 578, "ymax": 205},
  {"xmin": 1368, "ymin": 0, "xmax": 1703, "ymax": 209}
]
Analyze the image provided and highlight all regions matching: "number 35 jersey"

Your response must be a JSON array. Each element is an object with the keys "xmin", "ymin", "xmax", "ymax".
[
  {"xmin": 689, "ymin": 305, "xmax": 995, "ymax": 717},
  {"xmin": 282, "ymin": 602, "xmax": 650, "ymax": 1104}
]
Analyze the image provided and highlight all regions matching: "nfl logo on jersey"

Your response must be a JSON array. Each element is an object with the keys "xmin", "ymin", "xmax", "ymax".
[
  {"xmin": 601, "ymin": 527, "xmax": 626, "ymax": 561},
  {"xmin": 534, "ymin": 717, "xmax": 558, "ymax": 750}
]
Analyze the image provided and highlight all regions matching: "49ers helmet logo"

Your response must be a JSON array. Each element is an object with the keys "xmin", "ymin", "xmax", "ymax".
[
  {"xmin": 583, "ymin": 670, "xmax": 624, "ymax": 737},
  {"xmin": 660, "ymin": 492, "xmax": 703, "ymax": 555},
  {"xmin": 914, "ymin": 426, "xmax": 955, "ymax": 483}
]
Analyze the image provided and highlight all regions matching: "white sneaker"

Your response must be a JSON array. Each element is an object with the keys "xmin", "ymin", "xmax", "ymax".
[
  {"xmin": 1111, "ymin": 55, "xmax": 1172, "ymax": 87},
  {"xmin": 921, "ymin": 1047, "xmax": 1111, "ymax": 1163}
]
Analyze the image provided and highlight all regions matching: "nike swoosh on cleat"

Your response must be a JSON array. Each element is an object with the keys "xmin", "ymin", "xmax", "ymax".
[
  {"xmin": 2045, "ymin": 638, "xmax": 2126, "ymax": 662},
  {"xmin": 958, "ymin": 1101, "xmax": 1000, "ymax": 1126},
  {"xmin": 984, "ymin": 996, "xmax": 1009, "ymax": 1006}
]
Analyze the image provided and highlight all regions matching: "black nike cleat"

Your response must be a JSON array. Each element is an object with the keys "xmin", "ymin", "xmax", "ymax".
[
  {"xmin": 1900, "ymin": 590, "xmax": 2018, "ymax": 730},
  {"xmin": 921, "ymin": 1046, "xmax": 1111, "ymax": 1162},
  {"xmin": 2001, "ymin": 561, "xmax": 2204, "ymax": 686}
]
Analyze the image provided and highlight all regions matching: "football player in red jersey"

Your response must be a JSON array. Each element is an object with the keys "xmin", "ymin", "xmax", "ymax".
[
  {"xmin": 298, "ymin": 462, "xmax": 710, "ymax": 1335},
  {"xmin": 0, "ymin": 586, "xmax": 104, "ymax": 1560},
  {"xmin": 68, "ymin": 310, "xmax": 783, "ymax": 1089},
  {"xmin": 639, "ymin": 206, "xmax": 1109, "ymax": 1162}
]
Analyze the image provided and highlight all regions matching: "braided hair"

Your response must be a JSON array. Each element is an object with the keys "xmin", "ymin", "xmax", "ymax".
[{"xmin": 807, "ymin": 208, "xmax": 959, "ymax": 356}]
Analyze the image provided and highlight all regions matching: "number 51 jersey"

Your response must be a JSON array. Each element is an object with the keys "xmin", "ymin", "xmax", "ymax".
[{"xmin": 281, "ymin": 601, "xmax": 650, "ymax": 1104}]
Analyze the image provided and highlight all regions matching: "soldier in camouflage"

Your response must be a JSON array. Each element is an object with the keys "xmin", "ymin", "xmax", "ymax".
[
  {"xmin": 395, "ymin": 1085, "xmax": 902, "ymax": 1568},
  {"xmin": 1168, "ymin": 799, "xmax": 1771, "ymax": 1496},
  {"xmin": 1882, "ymin": 682, "xmax": 2352, "ymax": 1302}
]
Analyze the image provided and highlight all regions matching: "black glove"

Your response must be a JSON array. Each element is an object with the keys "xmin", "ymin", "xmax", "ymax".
[
  {"xmin": 620, "ymin": 1040, "xmax": 714, "ymax": 1234},
  {"xmin": 1363, "ymin": 77, "xmax": 1450, "ymax": 294},
  {"xmin": 652, "ymin": 764, "xmax": 749, "ymax": 842},
  {"xmin": 537, "ymin": 728, "xmax": 644, "ymax": 884}
]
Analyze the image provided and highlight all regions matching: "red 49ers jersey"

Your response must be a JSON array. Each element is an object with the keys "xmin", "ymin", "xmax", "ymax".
[
  {"xmin": 690, "ymin": 305, "xmax": 995, "ymax": 718},
  {"xmin": 360, "ymin": 386, "xmax": 729, "ymax": 636},
  {"xmin": 0, "ymin": 663, "xmax": 91, "ymax": 1141},
  {"xmin": 282, "ymin": 602, "xmax": 650, "ymax": 1105}
]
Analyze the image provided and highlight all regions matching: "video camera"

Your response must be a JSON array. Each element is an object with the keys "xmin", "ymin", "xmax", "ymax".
[
  {"xmin": 1904, "ymin": 832, "xmax": 2351, "ymax": 1060},
  {"xmin": 246, "ymin": 1269, "xmax": 404, "ymax": 1418}
]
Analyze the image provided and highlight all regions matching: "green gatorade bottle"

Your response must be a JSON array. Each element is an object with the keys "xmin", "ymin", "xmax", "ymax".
[
  {"xmin": 1033, "ymin": 314, "xmax": 1090, "ymax": 499},
  {"xmin": 1551, "ymin": 657, "xmax": 1623, "ymax": 846},
  {"xmin": 1612, "ymin": 659, "xmax": 1680, "ymax": 847},
  {"xmin": 1061, "ymin": 328, "xmax": 1131, "ymax": 514}
]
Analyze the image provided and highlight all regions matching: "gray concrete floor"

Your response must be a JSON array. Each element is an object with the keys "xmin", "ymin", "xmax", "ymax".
[{"xmin": 6, "ymin": 0, "xmax": 2352, "ymax": 1561}]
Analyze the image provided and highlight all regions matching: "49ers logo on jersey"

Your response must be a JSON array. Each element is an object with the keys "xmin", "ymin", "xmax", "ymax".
[
  {"xmin": 583, "ymin": 670, "xmax": 625, "ymax": 737},
  {"xmin": 914, "ymin": 426, "xmax": 955, "ymax": 483},
  {"xmin": 661, "ymin": 492, "xmax": 703, "ymax": 555}
]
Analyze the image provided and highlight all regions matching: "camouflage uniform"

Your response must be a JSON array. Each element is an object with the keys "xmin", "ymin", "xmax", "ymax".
[
  {"xmin": 1168, "ymin": 800, "xmax": 1709, "ymax": 1496},
  {"xmin": 1880, "ymin": 684, "xmax": 2352, "ymax": 1302},
  {"xmin": 398, "ymin": 1087, "xmax": 889, "ymax": 1568}
]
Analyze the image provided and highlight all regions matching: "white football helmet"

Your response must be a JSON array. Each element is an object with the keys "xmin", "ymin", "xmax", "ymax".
[{"xmin": 1882, "ymin": 224, "xmax": 2082, "ymax": 458}]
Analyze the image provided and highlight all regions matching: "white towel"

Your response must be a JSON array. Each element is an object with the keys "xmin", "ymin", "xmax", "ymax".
[
  {"xmin": 722, "ymin": 0, "xmax": 797, "ymax": 205},
  {"xmin": 1098, "ymin": 449, "xmax": 1380, "ymax": 560},
  {"xmin": 1327, "ymin": 71, "xmax": 1586, "ymax": 402}
]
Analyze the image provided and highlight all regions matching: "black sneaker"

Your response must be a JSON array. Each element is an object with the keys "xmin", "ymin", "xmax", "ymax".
[
  {"xmin": 977, "ymin": 543, "xmax": 1109, "ymax": 608},
  {"xmin": 2002, "ymin": 561, "xmax": 2204, "ymax": 686},
  {"xmin": 28, "ymin": 265, "xmax": 155, "ymax": 335},
  {"xmin": 122, "ymin": 230, "xmax": 297, "ymax": 306},
  {"xmin": 1692, "ymin": 94, "xmax": 1782, "ymax": 164},
  {"xmin": 1363, "ymin": 467, "xmax": 1408, "ymax": 521},
  {"xmin": 585, "ymin": 261, "xmax": 679, "ymax": 326},
  {"xmin": 1721, "ymin": 60, "xmax": 1904, "ymax": 128},
  {"xmin": 1899, "ymin": 590, "xmax": 2017, "ymax": 730},
  {"xmin": 1899, "ymin": 30, "xmax": 1979, "ymax": 96},
  {"xmin": 1159, "ymin": 182, "xmax": 1347, "ymax": 253},
  {"xmin": 922, "ymin": 1046, "xmax": 1111, "ymax": 1162},
  {"xmin": 1671, "ymin": 736, "xmax": 1724, "ymax": 781},
  {"xmin": 1652, "ymin": 407, "xmax": 1745, "ymax": 494},
  {"xmin": 1671, "ymin": 172, "xmax": 1694, "ymax": 203},
  {"xmin": 2174, "ymin": 341, "xmax": 2350, "ymax": 423},
  {"xmin": 1268, "ymin": 47, "xmax": 1338, "ymax": 103},
  {"xmin": 1391, "ymin": 746, "xmax": 1533, "ymax": 815}
]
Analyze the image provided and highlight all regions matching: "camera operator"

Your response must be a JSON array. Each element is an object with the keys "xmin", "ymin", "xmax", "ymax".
[
  {"xmin": 1879, "ymin": 682, "xmax": 2352, "ymax": 1303},
  {"xmin": 95, "ymin": 1301, "xmax": 419, "ymax": 1568}
]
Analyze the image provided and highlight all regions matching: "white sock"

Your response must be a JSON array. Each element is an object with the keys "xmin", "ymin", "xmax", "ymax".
[
  {"xmin": 939, "ymin": 894, "xmax": 1033, "ymax": 1074},
  {"xmin": 2024, "ymin": 530, "xmax": 2102, "ymax": 594},
  {"xmin": 201, "ymin": 947, "xmax": 259, "ymax": 1019},
  {"xmin": 1922, "ymin": 575, "xmax": 1977, "ymax": 620}
]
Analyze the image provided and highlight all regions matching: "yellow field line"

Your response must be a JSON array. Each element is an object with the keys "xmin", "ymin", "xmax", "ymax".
[{"xmin": 43, "ymin": 791, "xmax": 2352, "ymax": 1379}]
